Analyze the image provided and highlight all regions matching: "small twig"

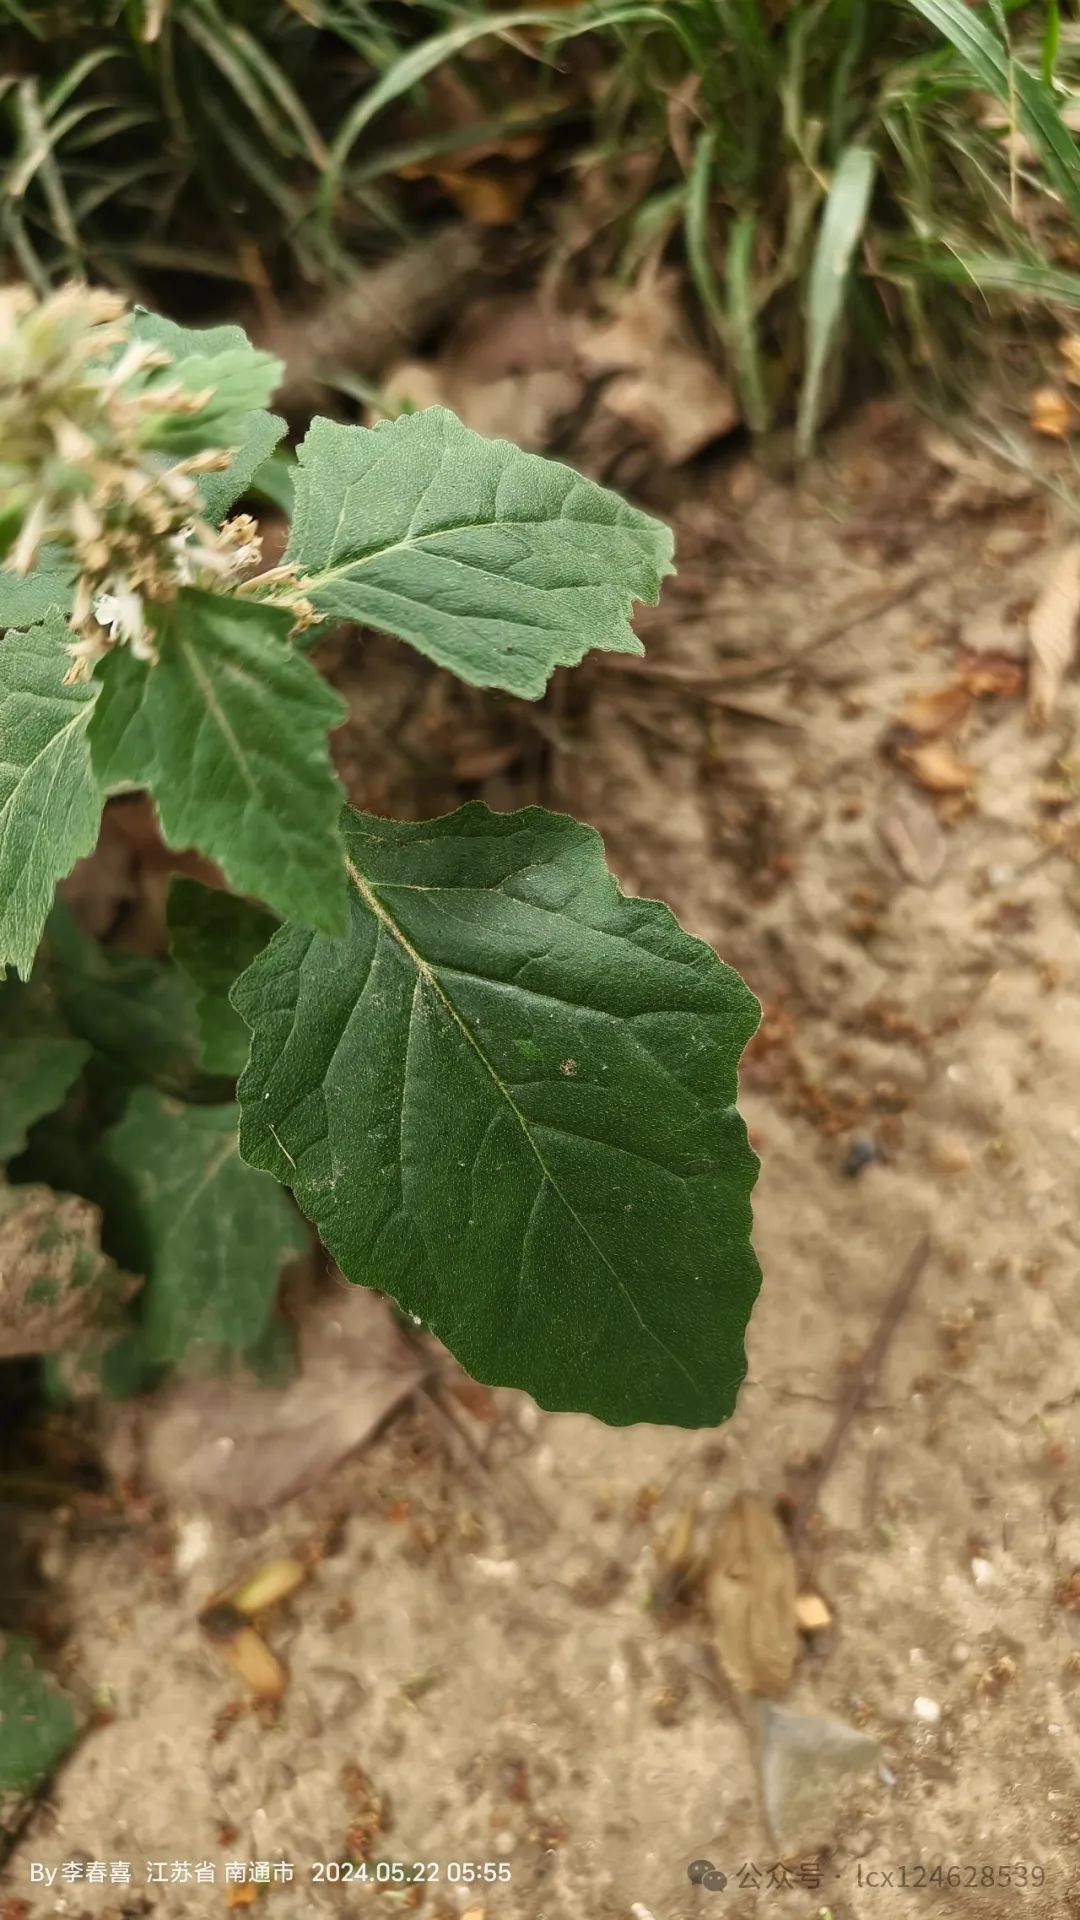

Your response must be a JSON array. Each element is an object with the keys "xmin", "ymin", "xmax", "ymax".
[
  {"xmin": 613, "ymin": 570, "xmax": 933, "ymax": 693},
  {"xmin": 418, "ymin": 1380, "xmax": 554, "ymax": 1541},
  {"xmin": 788, "ymin": 1234, "xmax": 931, "ymax": 1548},
  {"xmin": 605, "ymin": 666, "xmax": 800, "ymax": 726}
]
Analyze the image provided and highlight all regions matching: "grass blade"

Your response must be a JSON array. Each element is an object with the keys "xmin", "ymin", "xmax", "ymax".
[
  {"xmin": 685, "ymin": 129, "xmax": 724, "ymax": 328},
  {"xmin": 906, "ymin": 0, "xmax": 1080, "ymax": 232},
  {"xmin": 1042, "ymin": 0, "xmax": 1060, "ymax": 87},
  {"xmin": 726, "ymin": 212, "xmax": 772, "ymax": 433},
  {"xmin": 796, "ymin": 143, "xmax": 876, "ymax": 457},
  {"xmin": 901, "ymin": 247, "xmax": 1080, "ymax": 308},
  {"xmin": 320, "ymin": 9, "xmax": 563, "ymax": 227}
]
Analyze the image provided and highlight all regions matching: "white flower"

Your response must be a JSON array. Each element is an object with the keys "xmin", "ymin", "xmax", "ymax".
[
  {"xmin": 167, "ymin": 526, "xmax": 197, "ymax": 583},
  {"xmin": 94, "ymin": 580, "xmax": 153, "ymax": 658}
]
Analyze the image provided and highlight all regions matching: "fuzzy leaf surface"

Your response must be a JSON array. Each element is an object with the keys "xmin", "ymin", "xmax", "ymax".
[
  {"xmin": 88, "ymin": 589, "xmax": 348, "ymax": 934},
  {"xmin": 0, "ymin": 614, "xmax": 103, "ymax": 980},
  {"xmin": 167, "ymin": 878, "xmax": 277, "ymax": 1075},
  {"xmin": 43, "ymin": 903, "xmax": 202, "ymax": 1097},
  {"xmin": 131, "ymin": 310, "xmax": 286, "ymax": 522},
  {"xmin": 285, "ymin": 408, "xmax": 674, "ymax": 699},
  {"xmin": 0, "ymin": 549, "xmax": 76, "ymax": 632},
  {"xmin": 234, "ymin": 803, "xmax": 760, "ymax": 1427},
  {"xmin": 102, "ymin": 1090, "xmax": 307, "ymax": 1365}
]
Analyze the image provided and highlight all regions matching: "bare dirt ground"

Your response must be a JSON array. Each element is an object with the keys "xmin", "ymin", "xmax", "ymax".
[{"xmin": 6, "ymin": 402, "xmax": 1080, "ymax": 1920}]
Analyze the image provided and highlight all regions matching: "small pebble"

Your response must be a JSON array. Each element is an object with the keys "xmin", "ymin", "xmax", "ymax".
[
  {"xmin": 931, "ymin": 1137, "xmax": 972, "ymax": 1176},
  {"xmin": 948, "ymin": 1641, "xmax": 971, "ymax": 1668},
  {"xmin": 843, "ymin": 1135, "xmax": 881, "ymax": 1178},
  {"xmin": 971, "ymin": 1556, "xmax": 995, "ymax": 1588},
  {"xmin": 913, "ymin": 1695, "xmax": 941, "ymax": 1724}
]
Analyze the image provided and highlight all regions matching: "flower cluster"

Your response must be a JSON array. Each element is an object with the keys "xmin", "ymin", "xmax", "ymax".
[{"xmin": 0, "ymin": 283, "xmax": 317, "ymax": 678}]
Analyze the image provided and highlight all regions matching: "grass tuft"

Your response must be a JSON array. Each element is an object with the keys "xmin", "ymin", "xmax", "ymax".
[{"xmin": 4, "ymin": 0, "xmax": 1080, "ymax": 436}]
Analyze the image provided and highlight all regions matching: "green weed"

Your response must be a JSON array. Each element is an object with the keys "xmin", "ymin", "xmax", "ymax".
[{"xmin": 4, "ymin": 1, "xmax": 1080, "ymax": 440}]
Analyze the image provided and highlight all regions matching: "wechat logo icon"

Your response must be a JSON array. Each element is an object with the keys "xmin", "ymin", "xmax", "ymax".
[{"xmin": 687, "ymin": 1859, "xmax": 728, "ymax": 1891}]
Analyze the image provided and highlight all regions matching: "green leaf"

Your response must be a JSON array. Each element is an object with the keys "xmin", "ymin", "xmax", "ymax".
[
  {"xmin": 147, "ymin": 347, "xmax": 284, "ymax": 454},
  {"xmin": 0, "ymin": 613, "xmax": 104, "ymax": 981},
  {"xmin": 796, "ymin": 145, "xmax": 876, "ymax": 459},
  {"xmin": 1042, "ymin": 0, "xmax": 1061, "ymax": 87},
  {"xmin": 248, "ymin": 445, "xmax": 296, "ymax": 518},
  {"xmin": 0, "ymin": 547, "xmax": 76, "ymax": 632},
  {"xmin": 197, "ymin": 408, "xmax": 288, "ymax": 529},
  {"xmin": 167, "ymin": 878, "xmax": 277, "ymax": 1076},
  {"xmin": 901, "ymin": 247, "xmax": 1080, "ymax": 307},
  {"xmin": 102, "ymin": 1089, "xmax": 307, "ymax": 1365},
  {"xmin": 0, "ymin": 972, "xmax": 89, "ymax": 1160},
  {"xmin": 0, "ymin": 1034, "xmax": 88, "ymax": 1159},
  {"xmin": 0, "ymin": 1179, "xmax": 135, "ymax": 1359},
  {"xmin": 233, "ymin": 803, "xmax": 761, "ymax": 1428},
  {"xmin": 0, "ymin": 960, "xmax": 89, "ymax": 1152},
  {"xmin": 131, "ymin": 310, "xmax": 287, "ymax": 524},
  {"xmin": 88, "ymin": 590, "xmax": 348, "ymax": 935},
  {"xmin": 43, "ymin": 901, "xmax": 203, "ymax": 1097},
  {"xmin": 0, "ymin": 1635, "xmax": 79, "ymax": 1811},
  {"xmin": 286, "ymin": 409, "xmax": 674, "ymax": 700},
  {"xmin": 725, "ymin": 212, "xmax": 772, "ymax": 435},
  {"xmin": 906, "ymin": 0, "xmax": 1080, "ymax": 233}
]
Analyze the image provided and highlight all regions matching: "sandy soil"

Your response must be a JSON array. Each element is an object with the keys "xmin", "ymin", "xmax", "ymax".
[{"xmin": 5, "ymin": 403, "xmax": 1080, "ymax": 1920}]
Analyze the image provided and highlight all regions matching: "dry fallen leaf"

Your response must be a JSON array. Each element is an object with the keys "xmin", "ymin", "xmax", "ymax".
[
  {"xmin": 705, "ymin": 1493, "xmax": 797, "ymax": 1697},
  {"xmin": 921, "ymin": 427, "xmax": 1032, "ymax": 514},
  {"xmin": 1060, "ymin": 333, "xmax": 1080, "ymax": 386},
  {"xmin": 381, "ymin": 296, "xmax": 584, "ymax": 450},
  {"xmin": 145, "ymin": 1282, "xmax": 425, "ymax": 1510},
  {"xmin": 899, "ymin": 739, "xmax": 974, "ymax": 795},
  {"xmin": 1028, "ymin": 539, "xmax": 1080, "ymax": 728},
  {"xmin": 0, "ymin": 1185, "xmax": 138, "ymax": 1359},
  {"xmin": 1030, "ymin": 386, "xmax": 1075, "ymax": 439},
  {"xmin": 878, "ymin": 788, "xmax": 946, "ymax": 886},
  {"xmin": 900, "ymin": 683, "xmax": 972, "ymax": 736},
  {"xmin": 575, "ymin": 272, "xmax": 739, "ymax": 465},
  {"xmin": 432, "ymin": 164, "xmax": 534, "ymax": 226},
  {"xmin": 954, "ymin": 647, "xmax": 1025, "ymax": 700}
]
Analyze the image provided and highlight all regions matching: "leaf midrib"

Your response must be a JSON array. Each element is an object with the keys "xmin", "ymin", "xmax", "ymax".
[
  {"xmin": 299, "ymin": 513, "xmax": 631, "ymax": 599},
  {"xmin": 177, "ymin": 635, "xmax": 260, "ymax": 801},
  {"xmin": 344, "ymin": 854, "xmax": 701, "ymax": 1394}
]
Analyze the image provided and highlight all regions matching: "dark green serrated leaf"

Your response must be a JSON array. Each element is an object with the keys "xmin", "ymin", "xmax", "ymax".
[
  {"xmin": 0, "ymin": 970, "xmax": 89, "ymax": 1161},
  {"xmin": 43, "ymin": 902, "xmax": 202, "ymax": 1096},
  {"xmin": 0, "ymin": 1635, "xmax": 79, "ymax": 1812},
  {"xmin": 131, "ymin": 310, "xmax": 287, "ymax": 524},
  {"xmin": 167, "ymin": 878, "xmax": 277, "ymax": 1075},
  {"xmin": 102, "ymin": 1090, "xmax": 307, "ymax": 1366},
  {"xmin": 0, "ymin": 547, "xmax": 76, "ymax": 632},
  {"xmin": 88, "ymin": 590, "xmax": 348, "ymax": 935},
  {"xmin": 0, "ymin": 1035, "xmax": 89, "ymax": 1160},
  {"xmin": 0, "ymin": 613, "xmax": 104, "ymax": 981},
  {"xmin": 286, "ymin": 408, "xmax": 674, "ymax": 700},
  {"xmin": 234, "ymin": 803, "xmax": 760, "ymax": 1428},
  {"xmin": 197, "ymin": 409, "xmax": 288, "ymax": 528}
]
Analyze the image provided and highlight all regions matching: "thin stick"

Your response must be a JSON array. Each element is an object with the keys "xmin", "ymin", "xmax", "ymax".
[{"xmin": 788, "ymin": 1234, "xmax": 931, "ymax": 1547}]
